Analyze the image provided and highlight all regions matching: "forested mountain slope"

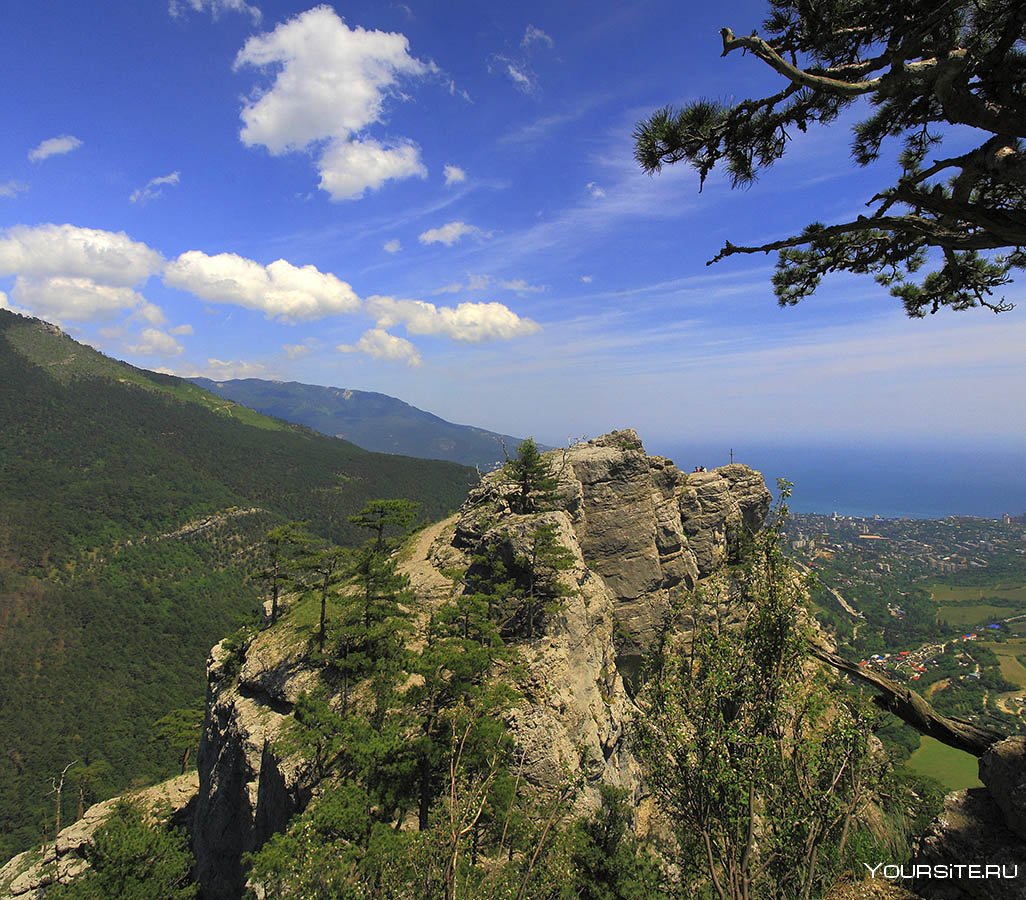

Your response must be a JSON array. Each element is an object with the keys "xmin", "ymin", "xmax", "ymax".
[
  {"xmin": 190, "ymin": 377, "xmax": 528, "ymax": 469},
  {"xmin": 0, "ymin": 310, "xmax": 475, "ymax": 860}
]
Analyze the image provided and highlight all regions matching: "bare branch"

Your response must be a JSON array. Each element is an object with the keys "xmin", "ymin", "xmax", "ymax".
[{"xmin": 720, "ymin": 28, "xmax": 880, "ymax": 96}]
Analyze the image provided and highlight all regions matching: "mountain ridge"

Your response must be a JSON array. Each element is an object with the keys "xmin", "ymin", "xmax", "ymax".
[{"xmin": 189, "ymin": 376, "xmax": 533, "ymax": 470}]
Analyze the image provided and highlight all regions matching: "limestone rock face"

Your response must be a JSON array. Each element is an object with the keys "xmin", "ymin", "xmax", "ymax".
[
  {"xmin": 914, "ymin": 787, "xmax": 1026, "ymax": 899},
  {"xmin": 979, "ymin": 736, "xmax": 1026, "ymax": 842},
  {"xmin": 462, "ymin": 510, "xmax": 642, "ymax": 810},
  {"xmin": 563, "ymin": 431, "xmax": 770, "ymax": 652},
  {"xmin": 192, "ymin": 632, "xmax": 318, "ymax": 900},
  {"xmin": 438, "ymin": 430, "xmax": 770, "ymax": 814},
  {"xmin": 0, "ymin": 773, "xmax": 197, "ymax": 900}
]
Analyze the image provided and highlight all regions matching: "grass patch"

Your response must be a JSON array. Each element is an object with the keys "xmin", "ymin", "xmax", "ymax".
[
  {"xmin": 928, "ymin": 583, "xmax": 1026, "ymax": 603},
  {"xmin": 936, "ymin": 604, "xmax": 1020, "ymax": 628},
  {"xmin": 905, "ymin": 736, "xmax": 982, "ymax": 792},
  {"xmin": 976, "ymin": 639, "xmax": 1026, "ymax": 690}
]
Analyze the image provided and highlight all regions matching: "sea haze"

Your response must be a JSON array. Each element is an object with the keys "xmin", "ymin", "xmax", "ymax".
[{"xmin": 648, "ymin": 440, "xmax": 1026, "ymax": 520}]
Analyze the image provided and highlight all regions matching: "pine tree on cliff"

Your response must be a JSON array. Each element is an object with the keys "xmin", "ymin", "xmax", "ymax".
[
  {"xmin": 634, "ymin": 0, "xmax": 1026, "ymax": 316},
  {"xmin": 407, "ymin": 576, "xmax": 513, "ymax": 832},
  {"xmin": 504, "ymin": 438, "xmax": 558, "ymax": 514},
  {"xmin": 518, "ymin": 522, "xmax": 576, "ymax": 639},
  {"xmin": 258, "ymin": 523, "xmax": 306, "ymax": 624},
  {"xmin": 348, "ymin": 498, "xmax": 419, "ymax": 552}
]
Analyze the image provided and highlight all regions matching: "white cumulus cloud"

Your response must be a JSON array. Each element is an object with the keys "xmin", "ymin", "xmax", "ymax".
[
  {"xmin": 339, "ymin": 328, "xmax": 422, "ymax": 366},
  {"xmin": 128, "ymin": 327, "xmax": 186, "ymax": 358},
  {"xmin": 366, "ymin": 296, "xmax": 540, "ymax": 342},
  {"xmin": 28, "ymin": 135, "xmax": 83, "ymax": 163},
  {"xmin": 10, "ymin": 276, "xmax": 151, "ymax": 323},
  {"xmin": 317, "ymin": 139, "xmax": 425, "ymax": 200},
  {"xmin": 164, "ymin": 250, "xmax": 360, "ymax": 321},
  {"xmin": 443, "ymin": 164, "xmax": 466, "ymax": 186},
  {"xmin": 0, "ymin": 224, "xmax": 164, "ymax": 286},
  {"xmin": 130, "ymin": 171, "xmax": 181, "ymax": 205},
  {"xmin": 383, "ymin": 238, "xmax": 402, "ymax": 253},
  {"xmin": 234, "ymin": 5, "xmax": 434, "ymax": 200},
  {"xmin": 133, "ymin": 302, "xmax": 168, "ymax": 326},
  {"xmin": 418, "ymin": 220, "xmax": 486, "ymax": 247},
  {"xmin": 586, "ymin": 181, "xmax": 606, "ymax": 199}
]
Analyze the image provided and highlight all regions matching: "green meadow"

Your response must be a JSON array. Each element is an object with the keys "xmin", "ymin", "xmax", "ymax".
[{"xmin": 905, "ymin": 737, "xmax": 982, "ymax": 792}]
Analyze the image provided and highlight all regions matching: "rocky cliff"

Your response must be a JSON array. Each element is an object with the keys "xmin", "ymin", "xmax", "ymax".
[
  {"xmin": 913, "ymin": 736, "xmax": 1026, "ymax": 899},
  {"xmin": 190, "ymin": 430, "xmax": 772, "ymax": 898},
  {"xmin": 0, "ymin": 774, "xmax": 197, "ymax": 900}
]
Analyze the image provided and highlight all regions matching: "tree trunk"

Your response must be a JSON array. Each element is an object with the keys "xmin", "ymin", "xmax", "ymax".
[
  {"xmin": 810, "ymin": 644, "xmax": 1005, "ymax": 756},
  {"xmin": 418, "ymin": 751, "xmax": 432, "ymax": 831}
]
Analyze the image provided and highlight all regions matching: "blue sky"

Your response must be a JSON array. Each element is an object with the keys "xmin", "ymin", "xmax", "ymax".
[{"xmin": 2, "ymin": 0, "xmax": 1024, "ymax": 454}]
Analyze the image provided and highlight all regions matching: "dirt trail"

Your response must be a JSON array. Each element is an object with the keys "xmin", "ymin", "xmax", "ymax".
[{"xmin": 398, "ymin": 514, "xmax": 458, "ymax": 606}]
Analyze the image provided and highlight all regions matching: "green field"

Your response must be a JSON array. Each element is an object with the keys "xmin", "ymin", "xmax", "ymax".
[
  {"xmin": 936, "ymin": 604, "xmax": 1020, "ymax": 628},
  {"xmin": 905, "ymin": 737, "xmax": 982, "ymax": 791},
  {"xmin": 928, "ymin": 583, "xmax": 1026, "ymax": 603},
  {"xmin": 927, "ymin": 583, "xmax": 1026, "ymax": 630},
  {"xmin": 976, "ymin": 638, "xmax": 1026, "ymax": 689}
]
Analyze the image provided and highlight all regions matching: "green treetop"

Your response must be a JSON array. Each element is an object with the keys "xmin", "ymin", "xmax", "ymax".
[
  {"xmin": 504, "ymin": 438, "xmax": 559, "ymax": 514},
  {"xmin": 348, "ymin": 499, "xmax": 420, "ymax": 552}
]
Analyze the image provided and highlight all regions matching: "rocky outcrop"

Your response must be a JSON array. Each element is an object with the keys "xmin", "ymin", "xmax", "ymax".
[
  {"xmin": 459, "ymin": 430, "xmax": 771, "ymax": 658},
  {"xmin": 192, "ymin": 629, "xmax": 320, "ymax": 900},
  {"xmin": 913, "ymin": 737, "xmax": 1026, "ymax": 898},
  {"xmin": 461, "ymin": 509, "xmax": 642, "ymax": 811},
  {"xmin": 439, "ymin": 431, "xmax": 770, "ymax": 814},
  {"xmin": 0, "ymin": 773, "xmax": 197, "ymax": 900},
  {"xmin": 190, "ymin": 430, "xmax": 772, "ymax": 895}
]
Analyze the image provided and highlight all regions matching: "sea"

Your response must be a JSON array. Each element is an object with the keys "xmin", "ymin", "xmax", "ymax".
[{"xmin": 649, "ymin": 441, "xmax": 1026, "ymax": 520}]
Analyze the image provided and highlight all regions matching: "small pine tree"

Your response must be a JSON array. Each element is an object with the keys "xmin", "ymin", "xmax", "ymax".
[
  {"xmin": 504, "ymin": 439, "xmax": 558, "ymax": 514},
  {"xmin": 348, "ymin": 499, "xmax": 420, "ymax": 552},
  {"xmin": 152, "ymin": 705, "xmax": 204, "ymax": 774},
  {"xmin": 258, "ymin": 523, "xmax": 307, "ymax": 624},
  {"xmin": 517, "ymin": 522, "xmax": 576, "ymax": 639}
]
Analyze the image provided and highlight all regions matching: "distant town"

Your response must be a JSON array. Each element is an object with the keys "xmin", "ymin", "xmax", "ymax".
[{"xmin": 786, "ymin": 512, "xmax": 1026, "ymax": 731}]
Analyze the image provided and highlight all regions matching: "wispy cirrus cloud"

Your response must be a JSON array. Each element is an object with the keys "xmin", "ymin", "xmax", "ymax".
[
  {"xmin": 28, "ymin": 135, "xmax": 83, "ymax": 163},
  {"xmin": 433, "ymin": 273, "xmax": 545, "ymax": 295},
  {"xmin": 0, "ymin": 181, "xmax": 28, "ymax": 199},
  {"xmin": 129, "ymin": 170, "xmax": 181, "ymax": 205},
  {"xmin": 419, "ymin": 220, "xmax": 488, "ymax": 247},
  {"xmin": 168, "ymin": 0, "xmax": 260, "ymax": 22}
]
